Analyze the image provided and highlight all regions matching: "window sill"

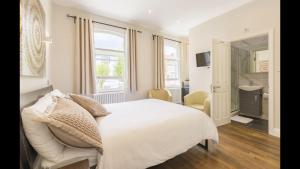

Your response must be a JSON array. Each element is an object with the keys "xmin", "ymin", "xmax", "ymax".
[{"xmin": 94, "ymin": 90, "xmax": 125, "ymax": 94}]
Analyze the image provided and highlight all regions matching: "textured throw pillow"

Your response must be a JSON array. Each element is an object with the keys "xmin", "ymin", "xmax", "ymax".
[
  {"xmin": 35, "ymin": 97, "xmax": 103, "ymax": 154},
  {"xmin": 69, "ymin": 94, "xmax": 110, "ymax": 117}
]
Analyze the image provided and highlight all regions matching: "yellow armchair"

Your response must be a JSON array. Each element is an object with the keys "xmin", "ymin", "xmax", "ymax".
[
  {"xmin": 148, "ymin": 89, "xmax": 172, "ymax": 101},
  {"xmin": 184, "ymin": 91, "xmax": 210, "ymax": 115}
]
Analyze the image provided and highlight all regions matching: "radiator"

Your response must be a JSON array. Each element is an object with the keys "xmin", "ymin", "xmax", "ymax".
[
  {"xmin": 168, "ymin": 88, "xmax": 182, "ymax": 104},
  {"xmin": 92, "ymin": 92, "xmax": 125, "ymax": 104}
]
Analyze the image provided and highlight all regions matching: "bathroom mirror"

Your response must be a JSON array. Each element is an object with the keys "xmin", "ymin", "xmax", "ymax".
[
  {"xmin": 249, "ymin": 50, "xmax": 269, "ymax": 73},
  {"xmin": 231, "ymin": 34, "xmax": 269, "ymax": 73}
]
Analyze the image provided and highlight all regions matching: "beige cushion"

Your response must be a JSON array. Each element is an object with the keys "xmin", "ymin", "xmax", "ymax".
[
  {"xmin": 70, "ymin": 94, "xmax": 110, "ymax": 117},
  {"xmin": 148, "ymin": 89, "xmax": 172, "ymax": 101},
  {"xmin": 36, "ymin": 97, "xmax": 103, "ymax": 154}
]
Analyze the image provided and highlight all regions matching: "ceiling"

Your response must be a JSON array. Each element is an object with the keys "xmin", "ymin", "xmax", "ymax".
[
  {"xmin": 231, "ymin": 34, "xmax": 268, "ymax": 51},
  {"xmin": 52, "ymin": 0, "xmax": 253, "ymax": 37}
]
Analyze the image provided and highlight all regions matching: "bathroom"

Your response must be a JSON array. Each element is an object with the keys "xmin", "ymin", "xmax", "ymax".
[{"xmin": 230, "ymin": 34, "xmax": 269, "ymax": 132}]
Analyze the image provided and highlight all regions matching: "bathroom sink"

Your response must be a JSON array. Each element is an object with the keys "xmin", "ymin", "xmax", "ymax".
[{"xmin": 239, "ymin": 85, "xmax": 263, "ymax": 91}]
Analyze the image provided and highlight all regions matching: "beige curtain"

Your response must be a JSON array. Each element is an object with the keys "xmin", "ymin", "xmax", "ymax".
[
  {"xmin": 128, "ymin": 29, "xmax": 138, "ymax": 92},
  {"xmin": 74, "ymin": 17, "xmax": 96, "ymax": 95},
  {"xmin": 154, "ymin": 35, "xmax": 165, "ymax": 89},
  {"xmin": 180, "ymin": 42, "xmax": 189, "ymax": 81}
]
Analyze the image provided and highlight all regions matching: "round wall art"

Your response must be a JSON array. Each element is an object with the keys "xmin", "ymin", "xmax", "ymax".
[{"xmin": 20, "ymin": 0, "xmax": 46, "ymax": 77}]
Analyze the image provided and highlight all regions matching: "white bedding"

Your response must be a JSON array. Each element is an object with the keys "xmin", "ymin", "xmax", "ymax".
[
  {"xmin": 40, "ymin": 147, "xmax": 98, "ymax": 169},
  {"xmin": 96, "ymin": 99, "xmax": 219, "ymax": 169}
]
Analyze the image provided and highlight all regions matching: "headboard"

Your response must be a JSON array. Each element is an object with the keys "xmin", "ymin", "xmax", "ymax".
[{"xmin": 20, "ymin": 85, "xmax": 53, "ymax": 169}]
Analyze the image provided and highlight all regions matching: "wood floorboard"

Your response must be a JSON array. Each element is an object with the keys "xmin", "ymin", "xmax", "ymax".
[{"xmin": 148, "ymin": 123, "xmax": 280, "ymax": 169}]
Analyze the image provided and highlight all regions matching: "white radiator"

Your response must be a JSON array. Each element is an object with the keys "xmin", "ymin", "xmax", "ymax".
[
  {"xmin": 92, "ymin": 92, "xmax": 125, "ymax": 104},
  {"xmin": 168, "ymin": 88, "xmax": 182, "ymax": 104}
]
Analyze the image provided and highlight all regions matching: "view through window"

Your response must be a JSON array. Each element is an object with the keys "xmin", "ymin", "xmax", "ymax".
[
  {"xmin": 164, "ymin": 40, "xmax": 181, "ymax": 88},
  {"xmin": 93, "ymin": 29, "xmax": 126, "ymax": 92}
]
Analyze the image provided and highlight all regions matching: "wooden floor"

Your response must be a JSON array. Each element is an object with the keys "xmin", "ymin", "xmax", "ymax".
[{"xmin": 149, "ymin": 123, "xmax": 280, "ymax": 169}]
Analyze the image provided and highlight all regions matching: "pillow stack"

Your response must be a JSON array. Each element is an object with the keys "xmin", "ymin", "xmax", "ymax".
[
  {"xmin": 22, "ymin": 89, "xmax": 110, "ymax": 162},
  {"xmin": 21, "ymin": 90, "xmax": 66, "ymax": 162},
  {"xmin": 36, "ymin": 97, "xmax": 104, "ymax": 154}
]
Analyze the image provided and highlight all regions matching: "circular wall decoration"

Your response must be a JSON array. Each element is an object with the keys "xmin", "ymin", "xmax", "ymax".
[{"xmin": 20, "ymin": 0, "xmax": 45, "ymax": 77}]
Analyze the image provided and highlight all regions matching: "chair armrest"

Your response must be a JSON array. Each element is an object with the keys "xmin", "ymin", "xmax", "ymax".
[
  {"xmin": 184, "ymin": 93, "xmax": 194, "ymax": 105},
  {"xmin": 203, "ymin": 98, "xmax": 210, "ymax": 116}
]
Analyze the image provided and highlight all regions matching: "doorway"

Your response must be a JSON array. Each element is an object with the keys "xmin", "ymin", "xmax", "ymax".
[
  {"xmin": 210, "ymin": 29, "xmax": 274, "ymax": 136},
  {"xmin": 230, "ymin": 34, "xmax": 269, "ymax": 132}
]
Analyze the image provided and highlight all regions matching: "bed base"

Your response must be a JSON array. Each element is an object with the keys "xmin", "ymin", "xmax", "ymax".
[{"xmin": 197, "ymin": 139, "xmax": 208, "ymax": 151}]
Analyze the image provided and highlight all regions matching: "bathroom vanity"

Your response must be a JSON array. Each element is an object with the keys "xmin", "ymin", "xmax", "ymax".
[{"xmin": 239, "ymin": 86, "xmax": 263, "ymax": 117}]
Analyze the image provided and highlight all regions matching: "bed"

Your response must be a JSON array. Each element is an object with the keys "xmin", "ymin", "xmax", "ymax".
[{"xmin": 20, "ymin": 86, "xmax": 219, "ymax": 169}]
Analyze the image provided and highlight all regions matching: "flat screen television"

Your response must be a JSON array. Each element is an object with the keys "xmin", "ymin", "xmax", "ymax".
[{"xmin": 196, "ymin": 51, "xmax": 210, "ymax": 67}]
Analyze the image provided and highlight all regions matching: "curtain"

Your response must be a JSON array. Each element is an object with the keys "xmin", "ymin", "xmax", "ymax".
[
  {"xmin": 180, "ymin": 42, "xmax": 188, "ymax": 81},
  {"xmin": 74, "ymin": 17, "xmax": 96, "ymax": 95},
  {"xmin": 154, "ymin": 35, "xmax": 165, "ymax": 89},
  {"xmin": 128, "ymin": 29, "xmax": 138, "ymax": 92}
]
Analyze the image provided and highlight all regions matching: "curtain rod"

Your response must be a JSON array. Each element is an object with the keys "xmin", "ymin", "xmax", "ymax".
[
  {"xmin": 67, "ymin": 14, "xmax": 142, "ymax": 33},
  {"xmin": 152, "ymin": 34, "xmax": 182, "ymax": 43}
]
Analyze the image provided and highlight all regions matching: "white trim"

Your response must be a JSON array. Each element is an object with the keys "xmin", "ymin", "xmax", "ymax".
[
  {"xmin": 270, "ymin": 128, "xmax": 280, "ymax": 137},
  {"xmin": 229, "ymin": 29, "xmax": 276, "ymax": 136},
  {"xmin": 267, "ymin": 29, "xmax": 275, "ymax": 137}
]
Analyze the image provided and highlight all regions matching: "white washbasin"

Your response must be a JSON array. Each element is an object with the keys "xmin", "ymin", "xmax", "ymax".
[{"xmin": 239, "ymin": 85, "xmax": 263, "ymax": 91}]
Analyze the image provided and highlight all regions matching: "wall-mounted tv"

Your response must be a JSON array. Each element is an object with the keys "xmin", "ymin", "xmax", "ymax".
[{"xmin": 196, "ymin": 51, "xmax": 210, "ymax": 67}]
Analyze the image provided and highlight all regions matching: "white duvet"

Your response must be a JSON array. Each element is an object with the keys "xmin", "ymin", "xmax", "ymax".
[{"xmin": 96, "ymin": 99, "xmax": 219, "ymax": 169}]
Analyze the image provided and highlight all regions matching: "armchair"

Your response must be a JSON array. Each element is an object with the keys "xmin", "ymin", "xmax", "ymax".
[
  {"xmin": 148, "ymin": 89, "xmax": 172, "ymax": 101},
  {"xmin": 184, "ymin": 91, "xmax": 210, "ymax": 116}
]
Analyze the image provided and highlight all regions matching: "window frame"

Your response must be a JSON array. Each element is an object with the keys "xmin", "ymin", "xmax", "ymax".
[
  {"xmin": 164, "ymin": 40, "xmax": 181, "ymax": 88},
  {"xmin": 93, "ymin": 28, "xmax": 126, "ymax": 93}
]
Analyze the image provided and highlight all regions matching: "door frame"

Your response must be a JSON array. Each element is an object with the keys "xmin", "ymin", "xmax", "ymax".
[{"xmin": 228, "ymin": 29, "xmax": 276, "ymax": 137}]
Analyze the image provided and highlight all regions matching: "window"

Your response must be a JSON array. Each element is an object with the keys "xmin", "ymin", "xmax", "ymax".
[
  {"xmin": 164, "ymin": 40, "xmax": 181, "ymax": 88},
  {"xmin": 93, "ymin": 29, "xmax": 126, "ymax": 92}
]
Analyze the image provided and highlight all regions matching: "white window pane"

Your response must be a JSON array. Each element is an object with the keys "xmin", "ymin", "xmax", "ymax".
[
  {"xmin": 95, "ymin": 54, "xmax": 124, "ymax": 77},
  {"xmin": 95, "ymin": 59, "xmax": 109, "ymax": 77},
  {"xmin": 94, "ymin": 32, "xmax": 124, "ymax": 51},
  {"xmin": 93, "ymin": 29, "xmax": 125, "ymax": 92},
  {"xmin": 164, "ymin": 39, "xmax": 181, "ymax": 88},
  {"xmin": 165, "ymin": 80, "xmax": 180, "ymax": 88},
  {"xmin": 165, "ymin": 60, "xmax": 179, "ymax": 79},
  {"xmin": 165, "ymin": 46, "xmax": 178, "ymax": 59},
  {"xmin": 96, "ymin": 78, "xmax": 124, "ymax": 92}
]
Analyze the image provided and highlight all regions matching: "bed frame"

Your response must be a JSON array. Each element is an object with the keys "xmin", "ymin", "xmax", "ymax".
[
  {"xmin": 20, "ymin": 85, "xmax": 209, "ymax": 169},
  {"xmin": 20, "ymin": 85, "xmax": 54, "ymax": 169},
  {"xmin": 198, "ymin": 139, "xmax": 209, "ymax": 151}
]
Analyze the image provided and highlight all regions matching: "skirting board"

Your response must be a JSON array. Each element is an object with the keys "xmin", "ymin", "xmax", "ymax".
[
  {"xmin": 270, "ymin": 128, "xmax": 280, "ymax": 137},
  {"xmin": 231, "ymin": 111, "xmax": 239, "ymax": 116}
]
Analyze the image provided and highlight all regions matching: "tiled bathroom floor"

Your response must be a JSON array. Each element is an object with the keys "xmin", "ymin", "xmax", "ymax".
[
  {"xmin": 231, "ymin": 115, "xmax": 268, "ymax": 133},
  {"xmin": 246, "ymin": 118, "xmax": 268, "ymax": 133}
]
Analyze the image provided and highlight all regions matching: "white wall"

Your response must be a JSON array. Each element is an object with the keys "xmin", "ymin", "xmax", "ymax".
[
  {"xmin": 20, "ymin": 0, "xmax": 53, "ymax": 93},
  {"xmin": 50, "ymin": 4, "xmax": 188, "ymax": 101},
  {"xmin": 189, "ymin": 0, "xmax": 280, "ymax": 128}
]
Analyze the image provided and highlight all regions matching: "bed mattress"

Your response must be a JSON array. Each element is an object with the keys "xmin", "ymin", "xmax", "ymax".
[{"xmin": 96, "ymin": 99, "xmax": 219, "ymax": 169}]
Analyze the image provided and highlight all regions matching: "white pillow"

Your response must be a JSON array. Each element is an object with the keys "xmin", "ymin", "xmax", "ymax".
[
  {"xmin": 50, "ymin": 89, "xmax": 67, "ymax": 98},
  {"xmin": 21, "ymin": 90, "xmax": 66, "ymax": 162}
]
